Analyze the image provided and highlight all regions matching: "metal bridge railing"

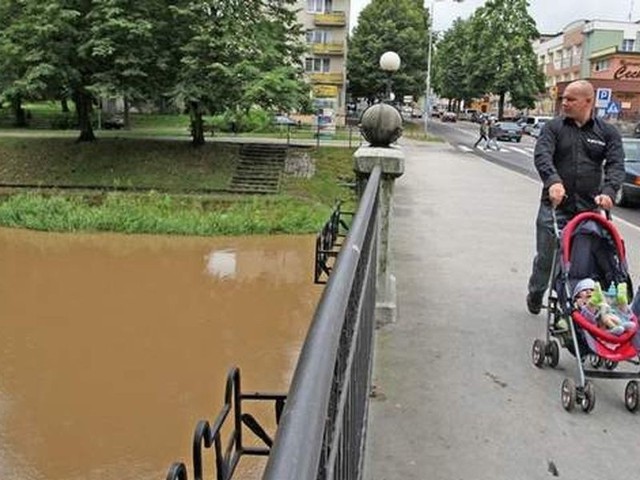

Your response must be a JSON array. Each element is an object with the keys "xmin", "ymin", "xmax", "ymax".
[
  {"xmin": 164, "ymin": 166, "xmax": 381, "ymax": 480},
  {"xmin": 262, "ymin": 166, "xmax": 381, "ymax": 480},
  {"xmin": 165, "ymin": 367, "xmax": 286, "ymax": 480},
  {"xmin": 314, "ymin": 201, "xmax": 353, "ymax": 284}
]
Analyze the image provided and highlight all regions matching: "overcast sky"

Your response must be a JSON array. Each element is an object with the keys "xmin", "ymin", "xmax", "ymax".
[{"xmin": 350, "ymin": 0, "xmax": 640, "ymax": 33}]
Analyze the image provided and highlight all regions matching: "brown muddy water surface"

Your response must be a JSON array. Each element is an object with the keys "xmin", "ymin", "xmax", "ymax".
[{"xmin": 0, "ymin": 227, "xmax": 320, "ymax": 480}]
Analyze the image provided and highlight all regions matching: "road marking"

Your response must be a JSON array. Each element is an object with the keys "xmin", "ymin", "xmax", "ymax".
[
  {"xmin": 509, "ymin": 147, "xmax": 529, "ymax": 155},
  {"xmin": 458, "ymin": 145, "xmax": 474, "ymax": 153}
]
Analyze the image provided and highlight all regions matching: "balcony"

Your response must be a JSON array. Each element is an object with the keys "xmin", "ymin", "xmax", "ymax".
[
  {"xmin": 314, "ymin": 11, "xmax": 346, "ymax": 27},
  {"xmin": 308, "ymin": 72, "xmax": 344, "ymax": 85},
  {"xmin": 311, "ymin": 42, "xmax": 344, "ymax": 56}
]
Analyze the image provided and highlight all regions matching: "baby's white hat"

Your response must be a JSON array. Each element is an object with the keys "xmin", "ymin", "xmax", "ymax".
[{"xmin": 573, "ymin": 278, "xmax": 596, "ymax": 298}]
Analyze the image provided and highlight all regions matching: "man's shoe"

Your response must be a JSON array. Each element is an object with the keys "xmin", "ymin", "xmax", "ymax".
[{"xmin": 527, "ymin": 293, "xmax": 542, "ymax": 315}]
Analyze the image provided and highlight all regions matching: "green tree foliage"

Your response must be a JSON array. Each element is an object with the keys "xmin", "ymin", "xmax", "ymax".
[
  {"xmin": 169, "ymin": 0, "xmax": 306, "ymax": 145},
  {"xmin": 469, "ymin": 0, "xmax": 544, "ymax": 117},
  {"xmin": 347, "ymin": 0, "xmax": 430, "ymax": 103},
  {"xmin": 432, "ymin": 18, "xmax": 483, "ymax": 110},
  {"xmin": 0, "ymin": 0, "xmax": 308, "ymax": 145},
  {"xmin": 431, "ymin": 0, "xmax": 544, "ymax": 116}
]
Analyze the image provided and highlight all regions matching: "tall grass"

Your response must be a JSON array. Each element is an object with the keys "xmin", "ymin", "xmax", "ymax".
[{"xmin": 0, "ymin": 192, "xmax": 332, "ymax": 236}]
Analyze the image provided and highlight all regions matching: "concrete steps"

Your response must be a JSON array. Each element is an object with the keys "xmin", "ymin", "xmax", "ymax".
[{"xmin": 228, "ymin": 144, "xmax": 287, "ymax": 194}]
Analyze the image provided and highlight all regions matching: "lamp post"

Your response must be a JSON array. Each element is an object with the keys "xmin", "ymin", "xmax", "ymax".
[
  {"xmin": 424, "ymin": 0, "xmax": 464, "ymax": 134},
  {"xmin": 379, "ymin": 51, "xmax": 401, "ymax": 103}
]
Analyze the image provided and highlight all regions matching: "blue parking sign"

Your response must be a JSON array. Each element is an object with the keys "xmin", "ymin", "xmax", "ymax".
[{"xmin": 596, "ymin": 88, "xmax": 612, "ymax": 108}]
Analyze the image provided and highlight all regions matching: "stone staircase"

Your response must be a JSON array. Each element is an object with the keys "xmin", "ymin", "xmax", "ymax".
[{"xmin": 228, "ymin": 143, "xmax": 287, "ymax": 194}]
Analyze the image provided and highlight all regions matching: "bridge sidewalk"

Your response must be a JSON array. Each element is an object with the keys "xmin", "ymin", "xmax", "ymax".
[{"xmin": 362, "ymin": 139, "xmax": 640, "ymax": 479}]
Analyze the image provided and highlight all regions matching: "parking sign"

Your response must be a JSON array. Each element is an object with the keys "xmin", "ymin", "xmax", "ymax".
[{"xmin": 595, "ymin": 88, "xmax": 612, "ymax": 108}]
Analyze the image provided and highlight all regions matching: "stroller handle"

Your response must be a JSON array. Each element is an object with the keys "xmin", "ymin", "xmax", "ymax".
[{"xmin": 551, "ymin": 207, "xmax": 611, "ymax": 239}]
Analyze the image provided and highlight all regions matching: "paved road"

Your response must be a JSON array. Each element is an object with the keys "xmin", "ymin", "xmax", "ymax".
[
  {"xmin": 363, "ymin": 137, "xmax": 640, "ymax": 479},
  {"xmin": 426, "ymin": 117, "xmax": 640, "ymax": 227}
]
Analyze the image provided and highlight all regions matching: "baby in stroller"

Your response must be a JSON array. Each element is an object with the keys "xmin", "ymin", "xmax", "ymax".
[{"xmin": 573, "ymin": 278, "xmax": 635, "ymax": 336}]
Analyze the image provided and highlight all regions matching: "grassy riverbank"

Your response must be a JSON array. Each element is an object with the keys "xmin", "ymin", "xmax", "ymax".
[{"xmin": 0, "ymin": 136, "xmax": 356, "ymax": 236}]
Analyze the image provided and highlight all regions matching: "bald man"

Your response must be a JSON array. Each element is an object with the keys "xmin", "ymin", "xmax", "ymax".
[{"xmin": 526, "ymin": 79, "xmax": 625, "ymax": 316}]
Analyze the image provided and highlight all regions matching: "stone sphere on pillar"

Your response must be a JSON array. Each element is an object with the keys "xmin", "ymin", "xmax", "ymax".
[{"xmin": 359, "ymin": 104, "xmax": 403, "ymax": 147}]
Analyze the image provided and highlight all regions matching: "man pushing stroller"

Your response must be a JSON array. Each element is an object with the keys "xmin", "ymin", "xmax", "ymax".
[{"xmin": 526, "ymin": 80, "xmax": 625, "ymax": 315}]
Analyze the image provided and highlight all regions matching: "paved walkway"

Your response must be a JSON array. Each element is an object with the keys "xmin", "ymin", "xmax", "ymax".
[{"xmin": 363, "ymin": 139, "xmax": 640, "ymax": 479}]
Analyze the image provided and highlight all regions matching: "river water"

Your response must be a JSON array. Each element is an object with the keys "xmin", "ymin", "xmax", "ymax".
[{"xmin": 0, "ymin": 227, "xmax": 320, "ymax": 480}]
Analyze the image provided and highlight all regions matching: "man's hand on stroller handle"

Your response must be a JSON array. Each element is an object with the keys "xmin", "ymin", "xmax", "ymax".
[
  {"xmin": 595, "ymin": 194, "xmax": 613, "ymax": 210},
  {"xmin": 548, "ymin": 183, "xmax": 613, "ymax": 210},
  {"xmin": 549, "ymin": 182, "xmax": 566, "ymax": 207}
]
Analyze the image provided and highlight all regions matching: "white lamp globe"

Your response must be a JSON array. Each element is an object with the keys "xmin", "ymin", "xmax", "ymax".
[{"xmin": 379, "ymin": 51, "xmax": 401, "ymax": 72}]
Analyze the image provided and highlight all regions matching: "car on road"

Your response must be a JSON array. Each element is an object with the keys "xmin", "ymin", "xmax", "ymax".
[
  {"xmin": 520, "ymin": 115, "xmax": 553, "ymax": 135},
  {"xmin": 492, "ymin": 121, "xmax": 522, "ymax": 142},
  {"xmin": 615, "ymin": 137, "xmax": 640, "ymax": 207},
  {"xmin": 441, "ymin": 111, "xmax": 457, "ymax": 122}
]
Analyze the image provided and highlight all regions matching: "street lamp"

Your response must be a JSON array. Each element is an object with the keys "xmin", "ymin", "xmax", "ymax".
[
  {"xmin": 424, "ymin": 0, "xmax": 464, "ymax": 134},
  {"xmin": 380, "ymin": 51, "xmax": 401, "ymax": 102}
]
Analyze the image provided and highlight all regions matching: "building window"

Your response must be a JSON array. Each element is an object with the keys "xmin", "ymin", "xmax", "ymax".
[
  {"xmin": 594, "ymin": 59, "xmax": 609, "ymax": 72},
  {"xmin": 305, "ymin": 57, "xmax": 330, "ymax": 73},
  {"xmin": 572, "ymin": 46, "xmax": 582, "ymax": 66},
  {"xmin": 307, "ymin": 0, "xmax": 332, "ymax": 13},
  {"xmin": 306, "ymin": 30, "xmax": 329, "ymax": 44},
  {"xmin": 622, "ymin": 39, "xmax": 635, "ymax": 52}
]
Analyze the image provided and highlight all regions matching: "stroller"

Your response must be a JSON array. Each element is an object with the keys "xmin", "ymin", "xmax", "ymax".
[{"xmin": 531, "ymin": 210, "xmax": 640, "ymax": 413}]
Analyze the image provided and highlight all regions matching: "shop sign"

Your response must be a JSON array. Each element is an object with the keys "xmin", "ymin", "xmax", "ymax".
[
  {"xmin": 313, "ymin": 85, "xmax": 338, "ymax": 97},
  {"xmin": 614, "ymin": 60, "xmax": 640, "ymax": 80}
]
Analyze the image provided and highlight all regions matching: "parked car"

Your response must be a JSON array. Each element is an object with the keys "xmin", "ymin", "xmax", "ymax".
[
  {"xmin": 441, "ymin": 111, "xmax": 457, "ymax": 122},
  {"xmin": 459, "ymin": 108, "xmax": 479, "ymax": 121},
  {"xmin": 492, "ymin": 121, "xmax": 522, "ymax": 142},
  {"xmin": 102, "ymin": 115, "xmax": 124, "ymax": 129},
  {"xmin": 274, "ymin": 115, "xmax": 297, "ymax": 125},
  {"xmin": 615, "ymin": 137, "xmax": 640, "ymax": 206},
  {"xmin": 519, "ymin": 115, "xmax": 553, "ymax": 135},
  {"xmin": 530, "ymin": 123, "xmax": 544, "ymax": 138}
]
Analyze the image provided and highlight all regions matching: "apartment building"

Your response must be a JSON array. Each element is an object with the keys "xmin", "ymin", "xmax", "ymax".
[
  {"xmin": 533, "ymin": 19, "xmax": 640, "ymax": 118},
  {"xmin": 295, "ymin": 0, "xmax": 350, "ymax": 125}
]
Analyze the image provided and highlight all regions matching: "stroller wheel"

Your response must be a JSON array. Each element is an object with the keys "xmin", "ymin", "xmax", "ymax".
[
  {"xmin": 546, "ymin": 340, "xmax": 560, "ymax": 368},
  {"xmin": 589, "ymin": 354, "xmax": 603, "ymax": 369},
  {"xmin": 532, "ymin": 339, "xmax": 546, "ymax": 368},
  {"xmin": 581, "ymin": 380, "xmax": 596, "ymax": 413},
  {"xmin": 561, "ymin": 378, "xmax": 577, "ymax": 412},
  {"xmin": 625, "ymin": 380, "xmax": 640, "ymax": 412},
  {"xmin": 604, "ymin": 359, "xmax": 618, "ymax": 370}
]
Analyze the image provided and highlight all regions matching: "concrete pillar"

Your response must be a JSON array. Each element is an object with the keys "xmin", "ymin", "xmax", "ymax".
[{"xmin": 354, "ymin": 146, "xmax": 404, "ymax": 327}]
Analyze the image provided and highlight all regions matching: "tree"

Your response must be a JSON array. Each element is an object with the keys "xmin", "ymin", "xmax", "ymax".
[
  {"xmin": 0, "ymin": 0, "xmax": 40, "ymax": 126},
  {"xmin": 169, "ymin": 0, "xmax": 306, "ymax": 146},
  {"xmin": 0, "ymin": 0, "xmax": 173, "ymax": 141},
  {"xmin": 347, "ymin": 0, "xmax": 430, "ymax": 103},
  {"xmin": 0, "ymin": 0, "xmax": 308, "ymax": 144},
  {"xmin": 432, "ymin": 18, "xmax": 483, "ymax": 110},
  {"xmin": 86, "ymin": 0, "xmax": 174, "ymax": 129},
  {"xmin": 468, "ymin": 0, "xmax": 545, "ymax": 118}
]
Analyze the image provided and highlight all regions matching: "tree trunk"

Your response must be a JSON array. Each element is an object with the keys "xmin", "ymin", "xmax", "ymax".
[
  {"xmin": 61, "ymin": 98, "xmax": 69, "ymax": 113},
  {"xmin": 498, "ymin": 92, "xmax": 505, "ymax": 120},
  {"xmin": 73, "ymin": 90, "xmax": 96, "ymax": 142},
  {"xmin": 124, "ymin": 97, "xmax": 130, "ymax": 130},
  {"xmin": 11, "ymin": 95, "xmax": 27, "ymax": 127},
  {"xmin": 189, "ymin": 101, "xmax": 205, "ymax": 147}
]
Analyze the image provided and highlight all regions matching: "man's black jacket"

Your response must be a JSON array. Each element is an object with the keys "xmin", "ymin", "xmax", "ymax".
[{"xmin": 534, "ymin": 115, "xmax": 625, "ymax": 214}]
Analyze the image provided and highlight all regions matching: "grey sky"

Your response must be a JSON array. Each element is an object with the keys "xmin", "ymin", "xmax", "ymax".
[{"xmin": 350, "ymin": 0, "xmax": 640, "ymax": 34}]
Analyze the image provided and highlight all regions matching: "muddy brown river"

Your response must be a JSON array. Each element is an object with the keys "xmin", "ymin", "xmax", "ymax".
[{"xmin": 0, "ymin": 227, "xmax": 320, "ymax": 479}]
